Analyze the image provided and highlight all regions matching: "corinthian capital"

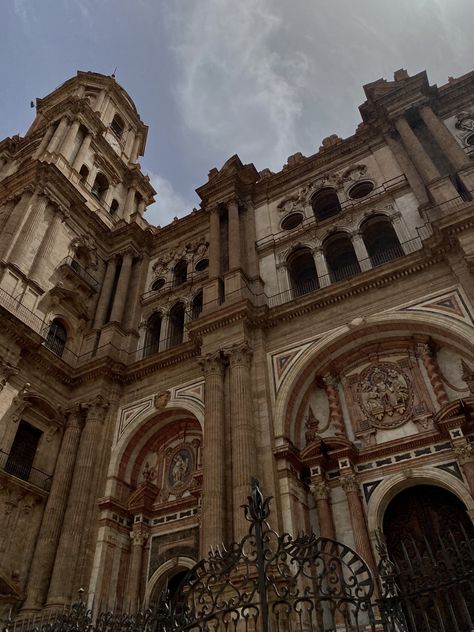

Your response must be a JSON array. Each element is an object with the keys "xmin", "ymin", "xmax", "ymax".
[
  {"xmin": 84, "ymin": 395, "xmax": 110, "ymax": 423},
  {"xmin": 455, "ymin": 443, "xmax": 474, "ymax": 465},
  {"xmin": 310, "ymin": 481, "xmax": 330, "ymax": 501},
  {"xmin": 340, "ymin": 474, "xmax": 360, "ymax": 494},
  {"xmin": 198, "ymin": 351, "xmax": 225, "ymax": 376},
  {"xmin": 224, "ymin": 342, "xmax": 253, "ymax": 368}
]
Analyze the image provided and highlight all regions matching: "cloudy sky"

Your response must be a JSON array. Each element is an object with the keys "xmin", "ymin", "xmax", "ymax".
[{"xmin": 1, "ymin": 0, "xmax": 473, "ymax": 226}]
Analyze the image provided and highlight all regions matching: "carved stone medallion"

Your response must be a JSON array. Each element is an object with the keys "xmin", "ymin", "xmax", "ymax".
[
  {"xmin": 455, "ymin": 109, "xmax": 474, "ymax": 132},
  {"xmin": 358, "ymin": 362, "xmax": 412, "ymax": 429}
]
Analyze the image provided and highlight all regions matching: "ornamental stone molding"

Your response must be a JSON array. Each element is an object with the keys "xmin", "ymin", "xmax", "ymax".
[
  {"xmin": 154, "ymin": 390, "xmax": 171, "ymax": 410},
  {"xmin": 151, "ymin": 236, "xmax": 209, "ymax": 278},
  {"xmin": 454, "ymin": 443, "xmax": 474, "ymax": 465},
  {"xmin": 7, "ymin": 383, "xmax": 31, "ymax": 424},
  {"xmin": 310, "ymin": 480, "xmax": 330, "ymax": 501},
  {"xmin": 340, "ymin": 474, "xmax": 360, "ymax": 494},
  {"xmin": 0, "ymin": 359, "xmax": 19, "ymax": 391},
  {"xmin": 224, "ymin": 342, "xmax": 253, "ymax": 368},
  {"xmin": 455, "ymin": 108, "xmax": 474, "ymax": 133},
  {"xmin": 84, "ymin": 394, "xmax": 110, "ymax": 423},
  {"xmin": 198, "ymin": 351, "xmax": 225, "ymax": 376},
  {"xmin": 461, "ymin": 359, "xmax": 474, "ymax": 394},
  {"xmin": 130, "ymin": 527, "xmax": 149, "ymax": 547}
]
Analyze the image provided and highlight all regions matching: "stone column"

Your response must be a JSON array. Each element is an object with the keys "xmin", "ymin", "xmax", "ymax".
[
  {"xmin": 384, "ymin": 132, "xmax": 429, "ymax": 205},
  {"xmin": 420, "ymin": 105, "xmax": 469, "ymax": 171},
  {"xmin": 29, "ymin": 207, "xmax": 68, "ymax": 282},
  {"xmin": 47, "ymin": 396, "xmax": 109, "ymax": 606},
  {"xmin": 0, "ymin": 200, "xmax": 15, "ymax": 235},
  {"xmin": 124, "ymin": 187, "xmax": 136, "ymax": 220},
  {"xmin": 225, "ymin": 342, "xmax": 256, "ymax": 540},
  {"xmin": 340, "ymin": 473, "xmax": 377, "ymax": 576},
  {"xmin": 94, "ymin": 90, "xmax": 106, "ymax": 112},
  {"xmin": 199, "ymin": 352, "xmax": 226, "ymax": 554},
  {"xmin": 22, "ymin": 406, "xmax": 84, "ymax": 612},
  {"xmin": 159, "ymin": 312, "xmax": 170, "ymax": 352},
  {"xmin": 131, "ymin": 135, "xmax": 141, "ymax": 163},
  {"xmin": 122, "ymin": 258, "xmax": 143, "ymax": 331},
  {"xmin": 59, "ymin": 119, "xmax": 81, "ymax": 161},
  {"xmin": 310, "ymin": 479, "xmax": 335, "ymax": 539},
  {"xmin": 124, "ymin": 130, "xmax": 136, "ymax": 158},
  {"xmin": 127, "ymin": 526, "xmax": 148, "ymax": 610},
  {"xmin": 109, "ymin": 251, "xmax": 134, "ymax": 325},
  {"xmin": 395, "ymin": 116, "xmax": 440, "ymax": 183},
  {"xmin": 454, "ymin": 443, "xmax": 474, "ymax": 496},
  {"xmin": 323, "ymin": 375, "xmax": 347, "ymax": 437},
  {"xmin": 47, "ymin": 116, "xmax": 69, "ymax": 154},
  {"xmin": 351, "ymin": 231, "xmax": 371, "ymax": 271},
  {"xmin": 228, "ymin": 199, "xmax": 241, "ymax": 271},
  {"xmin": 417, "ymin": 342, "xmax": 449, "ymax": 407},
  {"xmin": 93, "ymin": 256, "xmax": 118, "ymax": 329},
  {"xmin": 312, "ymin": 247, "xmax": 330, "ymax": 288},
  {"xmin": 9, "ymin": 194, "xmax": 50, "ymax": 271},
  {"xmin": 34, "ymin": 125, "xmax": 55, "ymax": 158},
  {"xmin": 0, "ymin": 190, "xmax": 35, "ymax": 260},
  {"xmin": 208, "ymin": 206, "xmax": 221, "ymax": 278},
  {"xmin": 72, "ymin": 133, "xmax": 92, "ymax": 172}
]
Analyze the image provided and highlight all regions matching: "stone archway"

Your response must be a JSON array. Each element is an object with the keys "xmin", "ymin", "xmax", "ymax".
[{"xmin": 145, "ymin": 556, "xmax": 195, "ymax": 607}]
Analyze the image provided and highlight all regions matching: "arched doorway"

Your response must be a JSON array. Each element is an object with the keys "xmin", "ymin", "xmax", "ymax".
[{"xmin": 382, "ymin": 485, "xmax": 474, "ymax": 631}]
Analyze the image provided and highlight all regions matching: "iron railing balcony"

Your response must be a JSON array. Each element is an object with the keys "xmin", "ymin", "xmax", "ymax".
[
  {"xmin": 0, "ymin": 449, "xmax": 52, "ymax": 491},
  {"xmin": 59, "ymin": 256, "xmax": 99, "ymax": 291}
]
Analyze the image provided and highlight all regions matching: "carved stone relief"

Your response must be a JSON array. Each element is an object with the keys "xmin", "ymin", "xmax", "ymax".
[
  {"xmin": 358, "ymin": 362, "xmax": 412, "ymax": 429},
  {"xmin": 455, "ymin": 108, "xmax": 474, "ymax": 133}
]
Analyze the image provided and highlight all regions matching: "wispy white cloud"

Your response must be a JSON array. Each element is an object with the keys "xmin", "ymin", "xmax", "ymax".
[
  {"xmin": 166, "ymin": 0, "xmax": 309, "ymax": 171},
  {"xmin": 146, "ymin": 173, "xmax": 194, "ymax": 226}
]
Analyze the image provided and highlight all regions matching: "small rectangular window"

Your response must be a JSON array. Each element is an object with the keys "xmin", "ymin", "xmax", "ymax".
[{"xmin": 5, "ymin": 421, "xmax": 42, "ymax": 482}]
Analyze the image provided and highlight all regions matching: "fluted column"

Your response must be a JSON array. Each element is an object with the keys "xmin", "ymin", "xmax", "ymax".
[
  {"xmin": 384, "ymin": 132, "xmax": 429, "ymax": 205},
  {"xmin": 59, "ymin": 119, "xmax": 81, "ymax": 161},
  {"xmin": 29, "ymin": 206, "xmax": 68, "ymax": 282},
  {"xmin": 351, "ymin": 231, "xmax": 371, "ymax": 271},
  {"xmin": 34, "ymin": 125, "xmax": 55, "ymax": 158},
  {"xmin": 22, "ymin": 406, "xmax": 84, "ymax": 612},
  {"xmin": 110, "ymin": 251, "xmax": 134, "ymax": 325},
  {"xmin": 72, "ymin": 133, "xmax": 92, "ymax": 172},
  {"xmin": 47, "ymin": 116, "xmax": 69, "ymax": 154},
  {"xmin": 199, "ymin": 352, "xmax": 226, "ymax": 554},
  {"xmin": 395, "ymin": 116, "xmax": 440, "ymax": 183},
  {"xmin": 131, "ymin": 135, "xmax": 141, "ymax": 163},
  {"xmin": 340, "ymin": 472, "xmax": 377, "ymax": 576},
  {"xmin": 454, "ymin": 443, "xmax": 474, "ymax": 496},
  {"xmin": 225, "ymin": 342, "xmax": 255, "ymax": 540},
  {"xmin": 127, "ymin": 526, "xmax": 148, "ymax": 610},
  {"xmin": 417, "ymin": 342, "xmax": 449, "ymax": 407},
  {"xmin": 0, "ymin": 190, "xmax": 35, "ymax": 260},
  {"xmin": 228, "ymin": 198, "xmax": 241, "ymax": 271},
  {"xmin": 47, "ymin": 396, "xmax": 109, "ymax": 606},
  {"xmin": 323, "ymin": 375, "xmax": 347, "ymax": 437},
  {"xmin": 420, "ymin": 105, "xmax": 469, "ymax": 171},
  {"xmin": 9, "ymin": 194, "xmax": 50, "ymax": 271},
  {"xmin": 310, "ymin": 478, "xmax": 335, "ymax": 539},
  {"xmin": 93, "ymin": 256, "xmax": 118, "ymax": 329},
  {"xmin": 208, "ymin": 206, "xmax": 221, "ymax": 278}
]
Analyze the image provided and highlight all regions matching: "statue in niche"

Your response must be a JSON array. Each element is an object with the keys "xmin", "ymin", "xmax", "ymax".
[
  {"xmin": 359, "ymin": 363, "xmax": 411, "ymax": 428},
  {"xmin": 169, "ymin": 448, "xmax": 192, "ymax": 487}
]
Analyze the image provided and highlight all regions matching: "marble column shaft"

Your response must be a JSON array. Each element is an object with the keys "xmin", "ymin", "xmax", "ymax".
[
  {"xmin": 47, "ymin": 397, "xmax": 109, "ymax": 605},
  {"xmin": 418, "ymin": 343, "xmax": 449, "ymax": 407},
  {"xmin": 208, "ymin": 207, "xmax": 221, "ymax": 278},
  {"xmin": 384, "ymin": 133, "xmax": 429, "ymax": 205},
  {"xmin": 110, "ymin": 252, "xmax": 134, "ymax": 325},
  {"xmin": 420, "ymin": 105, "xmax": 469, "ymax": 171},
  {"xmin": 47, "ymin": 116, "xmax": 69, "ymax": 154},
  {"xmin": 127, "ymin": 528, "xmax": 148, "ymax": 609},
  {"xmin": 22, "ymin": 407, "xmax": 84, "ymax": 611},
  {"xmin": 93, "ymin": 257, "xmax": 118, "ymax": 329},
  {"xmin": 226, "ymin": 343, "xmax": 256, "ymax": 540},
  {"xmin": 323, "ymin": 375, "xmax": 346, "ymax": 437},
  {"xmin": 199, "ymin": 352, "xmax": 226, "ymax": 554},
  {"xmin": 311, "ymin": 480, "xmax": 335, "ymax": 539},
  {"xmin": 341, "ymin": 474, "xmax": 377, "ymax": 576},
  {"xmin": 227, "ymin": 199, "xmax": 241, "ymax": 271},
  {"xmin": 395, "ymin": 116, "xmax": 440, "ymax": 183},
  {"xmin": 9, "ymin": 194, "xmax": 50, "ymax": 271}
]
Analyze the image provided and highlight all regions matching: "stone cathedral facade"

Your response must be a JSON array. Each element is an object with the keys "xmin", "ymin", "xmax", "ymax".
[{"xmin": 1, "ymin": 68, "xmax": 474, "ymax": 618}]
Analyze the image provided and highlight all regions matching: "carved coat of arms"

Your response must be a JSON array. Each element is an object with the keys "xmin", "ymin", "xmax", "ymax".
[{"xmin": 358, "ymin": 363, "xmax": 412, "ymax": 429}]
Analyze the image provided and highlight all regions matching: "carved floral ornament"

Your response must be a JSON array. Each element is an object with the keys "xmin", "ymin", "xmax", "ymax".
[
  {"xmin": 455, "ymin": 108, "xmax": 474, "ymax": 133},
  {"xmin": 152, "ymin": 237, "xmax": 209, "ymax": 277},
  {"xmin": 357, "ymin": 362, "xmax": 413, "ymax": 429}
]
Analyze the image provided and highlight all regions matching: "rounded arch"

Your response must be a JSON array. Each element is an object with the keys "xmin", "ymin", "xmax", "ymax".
[
  {"xmin": 145, "ymin": 556, "xmax": 196, "ymax": 607},
  {"xmin": 366, "ymin": 467, "xmax": 474, "ymax": 547},
  {"xmin": 323, "ymin": 231, "xmax": 360, "ymax": 282},
  {"xmin": 273, "ymin": 312, "xmax": 474, "ymax": 442},
  {"xmin": 311, "ymin": 187, "xmax": 341, "ymax": 221},
  {"xmin": 91, "ymin": 172, "xmax": 109, "ymax": 201},
  {"xmin": 360, "ymin": 214, "xmax": 403, "ymax": 266},
  {"xmin": 45, "ymin": 316, "xmax": 69, "ymax": 357},
  {"xmin": 286, "ymin": 246, "xmax": 318, "ymax": 296}
]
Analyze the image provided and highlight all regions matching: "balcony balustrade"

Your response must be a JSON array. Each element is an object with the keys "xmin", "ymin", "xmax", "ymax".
[{"xmin": 0, "ymin": 449, "xmax": 52, "ymax": 491}]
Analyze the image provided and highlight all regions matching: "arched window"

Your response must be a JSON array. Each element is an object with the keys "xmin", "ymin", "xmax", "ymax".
[
  {"xmin": 361, "ymin": 216, "xmax": 403, "ymax": 266},
  {"xmin": 467, "ymin": 133, "xmax": 474, "ymax": 147},
  {"xmin": 173, "ymin": 260, "xmax": 188, "ymax": 286},
  {"xmin": 144, "ymin": 312, "xmax": 162, "ymax": 357},
  {"xmin": 287, "ymin": 247, "xmax": 319, "ymax": 297},
  {"xmin": 91, "ymin": 173, "xmax": 109, "ymax": 201},
  {"xmin": 45, "ymin": 319, "xmax": 67, "ymax": 357},
  {"xmin": 110, "ymin": 114, "xmax": 125, "ymax": 139},
  {"xmin": 79, "ymin": 164, "xmax": 89, "ymax": 181},
  {"xmin": 110, "ymin": 199, "xmax": 119, "ymax": 215},
  {"xmin": 169, "ymin": 303, "xmax": 185, "ymax": 347},
  {"xmin": 324, "ymin": 233, "xmax": 360, "ymax": 282},
  {"xmin": 191, "ymin": 291, "xmax": 203, "ymax": 320},
  {"xmin": 348, "ymin": 181, "xmax": 374, "ymax": 200},
  {"xmin": 311, "ymin": 188, "xmax": 341, "ymax": 221}
]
